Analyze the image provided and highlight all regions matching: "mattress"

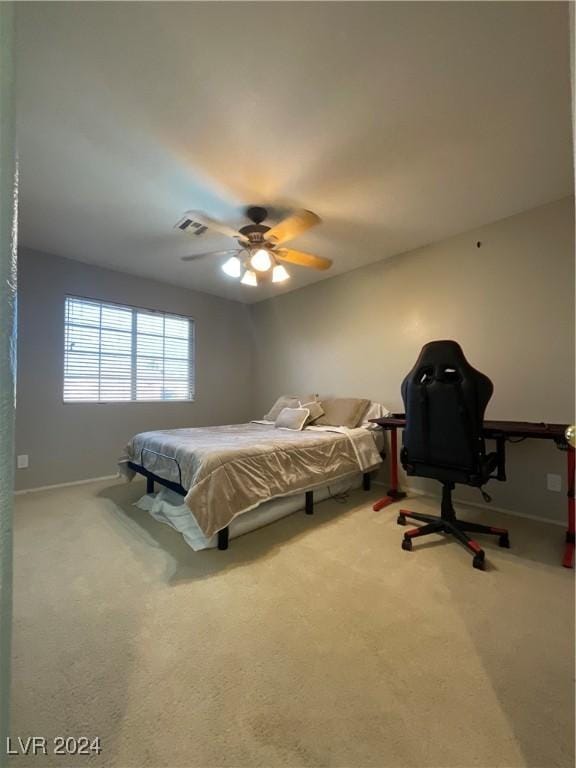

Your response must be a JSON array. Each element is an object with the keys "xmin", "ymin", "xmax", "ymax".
[
  {"xmin": 120, "ymin": 422, "xmax": 383, "ymax": 537},
  {"xmin": 136, "ymin": 473, "xmax": 364, "ymax": 551}
]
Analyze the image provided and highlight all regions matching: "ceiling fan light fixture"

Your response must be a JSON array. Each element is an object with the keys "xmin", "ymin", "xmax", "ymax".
[
  {"xmin": 250, "ymin": 248, "xmax": 272, "ymax": 272},
  {"xmin": 272, "ymin": 264, "xmax": 290, "ymax": 283},
  {"xmin": 221, "ymin": 256, "xmax": 241, "ymax": 278},
  {"xmin": 241, "ymin": 269, "xmax": 258, "ymax": 287}
]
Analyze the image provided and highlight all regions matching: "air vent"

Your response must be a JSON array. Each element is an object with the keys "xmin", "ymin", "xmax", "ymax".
[{"xmin": 175, "ymin": 217, "xmax": 208, "ymax": 236}]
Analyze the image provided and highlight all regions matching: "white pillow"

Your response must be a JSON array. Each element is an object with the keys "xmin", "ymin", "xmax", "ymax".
[
  {"xmin": 263, "ymin": 394, "xmax": 316, "ymax": 421},
  {"xmin": 274, "ymin": 407, "xmax": 310, "ymax": 431}
]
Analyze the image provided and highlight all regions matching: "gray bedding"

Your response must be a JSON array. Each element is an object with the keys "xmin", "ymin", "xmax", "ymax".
[{"xmin": 120, "ymin": 423, "xmax": 383, "ymax": 537}]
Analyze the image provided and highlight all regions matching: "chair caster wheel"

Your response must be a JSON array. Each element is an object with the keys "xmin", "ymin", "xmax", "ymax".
[
  {"xmin": 401, "ymin": 538, "xmax": 413, "ymax": 552},
  {"xmin": 397, "ymin": 514, "xmax": 406, "ymax": 526},
  {"xmin": 472, "ymin": 553, "xmax": 486, "ymax": 570},
  {"xmin": 498, "ymin": 534, "xmax": 510, "ymax": 548}
]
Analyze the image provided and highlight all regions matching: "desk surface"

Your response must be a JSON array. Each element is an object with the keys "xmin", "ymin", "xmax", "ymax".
[{"xmin": 370, "ymin": 416, "xmax": 569, "ymax": 443}]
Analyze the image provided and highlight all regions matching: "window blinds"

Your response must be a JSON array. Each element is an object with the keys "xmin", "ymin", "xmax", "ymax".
[{"xmin": 64, "ymin": 296, "xmax": 195, "ymax": 402}]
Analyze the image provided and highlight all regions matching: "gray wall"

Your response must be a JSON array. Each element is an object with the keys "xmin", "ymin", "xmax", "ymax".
[
  {"xmin": 0, "ymin": 3, "xmax": 16, "ymax": 760},
  {"xmin": 250, "ymin": 197, "xmax": 575, "ymax": 523},
  {"xmin": 15, "ymin": 248, "xmax": 254, "ymax": 490},
  {"xmin": 15, "ymin": 198, "xmax": 576, "ymax": 523}
]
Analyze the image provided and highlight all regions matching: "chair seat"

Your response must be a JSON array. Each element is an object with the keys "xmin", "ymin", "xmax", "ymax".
[{"xmin": 404, "ymin": 451, "xmax": 499, "ymax": 487}]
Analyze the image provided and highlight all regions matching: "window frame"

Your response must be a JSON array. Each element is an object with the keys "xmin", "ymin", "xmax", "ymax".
[{"xmin": 62, "ymin": 295, "xmax": 196, "ymax": 404}]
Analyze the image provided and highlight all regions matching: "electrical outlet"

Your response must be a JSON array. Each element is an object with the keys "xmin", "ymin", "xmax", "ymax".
[
  {"xmin": 17, "ymin": 454, "xmax": 29, "ymax": 470},
  {"xmin": 546, "ymin": 473, "xmax": 561, "ymax": 492}
]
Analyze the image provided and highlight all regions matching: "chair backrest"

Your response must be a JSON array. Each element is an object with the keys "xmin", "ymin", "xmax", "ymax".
[{"xmin": 401, "ymin": 341, "xmax": 493, "ymax": 481}]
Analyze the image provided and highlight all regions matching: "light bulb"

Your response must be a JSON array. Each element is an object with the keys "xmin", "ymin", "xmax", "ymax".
[
  {"xmin": 250, "ymin": 248, "xmax": 272, "ymax": 272},
  {"xmin": 272, "ymin": 264, "xmax": 290, "ymax": 283},
  {"xmin": 241, "ymin": 270, "xmax": 258, "ymax": 287},
  {"xmin": 221, "ymin": 256, "xmax": 241, "ymax": 278}
]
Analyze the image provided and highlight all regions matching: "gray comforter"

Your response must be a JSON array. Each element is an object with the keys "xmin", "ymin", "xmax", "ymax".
[{"xmin": 120, "ymin": 423, "xmax": 383, "ymax": 537}]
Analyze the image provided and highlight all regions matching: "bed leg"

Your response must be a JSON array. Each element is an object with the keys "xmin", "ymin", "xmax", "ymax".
[
  {"xmin": 363, "ymin": 472, "xmax": 371, "ymax": 491},
  {"xmin": 146, "ymin": 477, "xmax": 154, "ymax": 494},
  {"xmin": 217, "ymin": 527, "xmax": 229, "ymax": 551},
  {"xmin": 305, "ymin": 490, "xmax": 314, "ymax": 515}
]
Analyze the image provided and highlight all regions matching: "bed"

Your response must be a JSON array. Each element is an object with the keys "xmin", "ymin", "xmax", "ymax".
[{"xmin": 119, "ymin": 420, "xmax": 385, "ymax": 550}]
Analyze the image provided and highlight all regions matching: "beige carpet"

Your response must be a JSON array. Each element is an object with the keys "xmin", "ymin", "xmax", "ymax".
[{"xmin": 11, "ymin": 478, "xmax": 575, "ymax": 768}]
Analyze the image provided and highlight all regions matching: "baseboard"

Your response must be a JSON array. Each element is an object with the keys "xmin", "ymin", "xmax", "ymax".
[
  {"xmin": 372, "ymin": 479, "xmax": 565, "ymax": 528},
  {"xmin": 14, "ymin": 474, "xmax": 120, "ymax": 496},
  {"xmin": 16, "ymin": 476, "xmax": 567, "ymax": 528}
]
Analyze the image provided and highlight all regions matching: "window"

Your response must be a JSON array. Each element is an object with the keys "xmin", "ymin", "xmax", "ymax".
[{"xmin": 64, "ymin": 296, "xmax": 195, "ymax": 402}]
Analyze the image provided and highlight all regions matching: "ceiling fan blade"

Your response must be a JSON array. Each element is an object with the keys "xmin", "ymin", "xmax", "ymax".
[
  {"xmin": 178, "ymin": 211, "xmax": 247, "ymax": 241},
  {"xmin": 264, "ymin": 209, "xmax": 321, "ymax": 245},
  {"xmin": 181, "ymin": 249, "xmax": 241, "ymax": 262},
  {"xmin": 275, "ymin": 249, "xmax": 332, "ymax": 271}
]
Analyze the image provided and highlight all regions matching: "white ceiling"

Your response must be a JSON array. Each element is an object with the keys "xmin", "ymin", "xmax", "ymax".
[{"xmin": 16, "ymin": 2, "xmax": 573, "ymax": 304}]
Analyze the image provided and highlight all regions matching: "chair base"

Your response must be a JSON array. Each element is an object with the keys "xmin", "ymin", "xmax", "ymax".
[{"xmin": 397, "ymin": 483, "xmax": 510, "ymax": 570}]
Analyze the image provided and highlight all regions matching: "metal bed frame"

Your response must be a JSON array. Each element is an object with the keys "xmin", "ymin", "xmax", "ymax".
[{"xmin": 127, "ymin": 446, "xmax": 374, "ymax": 551}]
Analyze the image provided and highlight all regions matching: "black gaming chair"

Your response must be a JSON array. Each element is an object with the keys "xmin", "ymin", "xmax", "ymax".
[{"xmin": 398, "ymin": 340, "xmax": 509, "ymax": 570}]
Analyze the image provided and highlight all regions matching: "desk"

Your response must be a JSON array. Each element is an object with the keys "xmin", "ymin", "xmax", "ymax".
[{"xmin": 370, "ymin": 416, "xmax": 575, "ymax": 568}]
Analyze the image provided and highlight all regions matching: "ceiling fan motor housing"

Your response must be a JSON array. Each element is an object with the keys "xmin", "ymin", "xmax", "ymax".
[
  {"xmin": 240, "ymin": 207, "xmax": 271, "ymax": 246},
  {"xmin": 239, "ymin": 224, "xmax": 270, "ymax": 245}
]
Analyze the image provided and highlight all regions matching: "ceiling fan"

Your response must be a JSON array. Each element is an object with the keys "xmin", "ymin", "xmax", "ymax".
[{"xmin": 175, "ymin": 205, "xmax": 331, "ymax": 286}]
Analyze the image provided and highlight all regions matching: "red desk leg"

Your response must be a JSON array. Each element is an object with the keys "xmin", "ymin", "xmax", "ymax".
[
  {"xmin": 562, "ymin": 446, "xmax": 575, "ymax": 569},
  {"xmin": 373, "ymin": 427, "xmax": 407, "ymax": 511}
]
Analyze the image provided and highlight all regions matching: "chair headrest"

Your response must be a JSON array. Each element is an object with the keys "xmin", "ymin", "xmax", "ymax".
[
  {"xmin": 412, "ymin": 340, "xmax": 471, "ymax": 374},
  {"xmin": 402, "ymin": 339, "xmax": 493, "ymax": 401}
]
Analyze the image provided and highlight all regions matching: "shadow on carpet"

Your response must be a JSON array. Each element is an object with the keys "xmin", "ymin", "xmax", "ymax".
[{"xmin": 97, "ymin": 480, "xmax": 365, "ymax": 586}]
